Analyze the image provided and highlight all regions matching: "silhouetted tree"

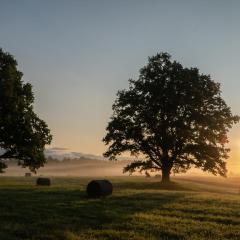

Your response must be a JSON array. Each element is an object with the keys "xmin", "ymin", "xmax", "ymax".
[
  {"xmin": 0, "ymin": 48, "xmax": 52, "ymax": 173},
  {"xmin": 103, "ymin": 53, "xmax": 239, "ymax": 183}
]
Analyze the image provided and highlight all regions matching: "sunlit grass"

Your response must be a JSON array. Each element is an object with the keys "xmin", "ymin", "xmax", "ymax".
[{"xmin": 0, "ymin": 176, "xmax": 239, "ymax": 240}]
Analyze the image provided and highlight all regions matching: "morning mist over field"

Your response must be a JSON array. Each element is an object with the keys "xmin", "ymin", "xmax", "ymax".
[
  {"xmin": 1, "ymin": 0, "xmax": 240, "ymax": 176},
  {"xmin": 2, "ymin": 1, "xmax": 240, "ymax": 240}
]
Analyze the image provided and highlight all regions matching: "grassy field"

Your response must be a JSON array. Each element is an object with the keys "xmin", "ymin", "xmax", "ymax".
[{"xmin": 0, "ymin": 176, "xmax": 240, "ymax": 240}]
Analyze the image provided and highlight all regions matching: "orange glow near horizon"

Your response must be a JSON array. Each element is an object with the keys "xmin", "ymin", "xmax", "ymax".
[{"xmin": 47, "ymin": 127, "xmax": 240, "ymax": 176}]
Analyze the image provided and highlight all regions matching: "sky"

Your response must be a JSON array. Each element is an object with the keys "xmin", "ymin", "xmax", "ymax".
[{"xmin": 0, "ymin": 0, "xmax": 240, "ymax": 171}]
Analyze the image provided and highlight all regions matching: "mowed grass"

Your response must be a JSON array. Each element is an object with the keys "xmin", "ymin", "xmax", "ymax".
[{"xmin": 0, "ymin": 176, "xmax": 240, "ymax": 240}]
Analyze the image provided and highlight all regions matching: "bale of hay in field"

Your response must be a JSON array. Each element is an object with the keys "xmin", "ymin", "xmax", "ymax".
[
  {"xmin": 36, "ymin": 177, "xmax": 51, "ymax": 186},
  {"xmin": 86, "ymin": 180, "xmax": 113, "ymax": 198},
  {"xmin": 25, "ymin": 172, "xmax": 31, "ymax": 177}
]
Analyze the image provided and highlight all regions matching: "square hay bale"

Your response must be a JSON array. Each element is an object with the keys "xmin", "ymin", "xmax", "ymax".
[{"xmin": 25, "ymin": 172, "xmax": 31, "ymax": 177}]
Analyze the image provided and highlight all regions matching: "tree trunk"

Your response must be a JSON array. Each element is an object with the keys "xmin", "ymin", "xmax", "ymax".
[{"xmin": 161, "ymin": 167, "xmax": 171, "ymax": 183}]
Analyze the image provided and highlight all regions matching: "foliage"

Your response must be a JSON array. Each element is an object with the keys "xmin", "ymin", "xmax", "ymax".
[
  {"xmin": 103, "ymin": 53, "xmax": 239, "ymax": 182},
  {"xmin": 0, "ymin": 48, "xmax": 52, "ymax": 172}
]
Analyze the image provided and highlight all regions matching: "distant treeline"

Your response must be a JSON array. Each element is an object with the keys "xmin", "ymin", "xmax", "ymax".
[
  {"xmin": 46, "ymin": 156, "xmax": 104, "ymax": 164},
  {"xmin": 6, "ymin": 156, "xmax": 109, "ymax": 165}
]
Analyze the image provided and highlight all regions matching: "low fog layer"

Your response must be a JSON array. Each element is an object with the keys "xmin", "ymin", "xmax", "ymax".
[
  {"xmin": 2, "ymin": 159, "xmax": 131, "ymax": 177},
  {"xmin": 2, "ymin": 158, "xmax": 240, "ymax": 180},
  {"xmin": 2, "ymin": 158, "xmax": 240, "ymax": 196}
]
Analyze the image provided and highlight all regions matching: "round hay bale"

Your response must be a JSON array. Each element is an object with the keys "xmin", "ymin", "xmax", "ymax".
[
  {"xmin": 25, "ymin": 172, "xmax": 31, "ymax": 177},
  {"xmin": 36, "ymin": 177, "xmax": 51, "ymax": 186},
  {"xmin": 86, "ymin": 180, "xmax": 113, "ymax": 198}
]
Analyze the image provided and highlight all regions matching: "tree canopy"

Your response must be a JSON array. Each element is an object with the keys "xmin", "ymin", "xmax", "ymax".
[
  {"xmin": 103, "ymin": 52, "xmax": 239, "ymax": 182},
  {"xmin": 0, "ymin": 48, "xmax": 52, "ymax": 173}
]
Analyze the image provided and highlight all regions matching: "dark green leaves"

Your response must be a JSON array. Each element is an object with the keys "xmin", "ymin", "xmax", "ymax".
[
  {"xmin": 0, "ymin": 48, "xmax": 52, "ymax": 172},
  {"xmin": 103, "ymin": 52, "xmax": 239, "ymax": 180}
]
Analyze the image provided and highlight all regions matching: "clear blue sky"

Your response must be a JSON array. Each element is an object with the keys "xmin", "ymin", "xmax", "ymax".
[{"xmin": 1, "ymin": 0, "xmax": 240, "ymax": 168}]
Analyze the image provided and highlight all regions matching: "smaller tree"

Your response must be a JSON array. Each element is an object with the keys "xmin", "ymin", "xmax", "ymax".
[
  {"xmin": 103, "ymin": 52, "xmax": 239, "ymax": 183},
  {"xmin": 0, "ymin": 48, "xmax": 52, "ymax": 173}
]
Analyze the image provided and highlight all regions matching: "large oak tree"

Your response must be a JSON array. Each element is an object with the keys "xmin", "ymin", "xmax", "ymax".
[
  {"xmin": 103, "ymin": 53, "xmax": 239, "ymax": 183},
  {"xmin": 0, "ymin": 48, "xmax": 52, "ymax": 173}
]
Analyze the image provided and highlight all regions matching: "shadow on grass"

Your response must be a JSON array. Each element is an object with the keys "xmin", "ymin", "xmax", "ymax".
[
  {"xmin": 114, "ymin": 180, "xmax": 193, "ymax": 191},
  {"xmin": 0, "ymin": 186, "xmax": 185, "ymax": 240}
]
